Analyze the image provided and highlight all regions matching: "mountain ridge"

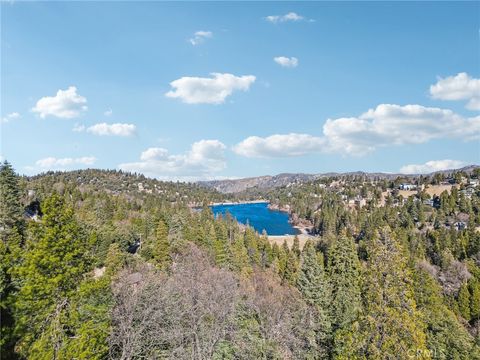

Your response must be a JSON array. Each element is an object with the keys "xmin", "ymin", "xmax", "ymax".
[{"xmin": 198, "ymin": 165, "xmax": 480, "ymax": 193}]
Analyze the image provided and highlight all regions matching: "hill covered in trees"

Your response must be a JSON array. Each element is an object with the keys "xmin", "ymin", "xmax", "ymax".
[
  {"xmin": 1, "ymin": 162, "xmax": 480, "ymax": 359},
  {"xmin": 199, "ymin": 165, "xmax": 479, "ymax": 194}
]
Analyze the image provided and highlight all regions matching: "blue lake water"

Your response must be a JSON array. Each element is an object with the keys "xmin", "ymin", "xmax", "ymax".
[{"xmin": 210, "ymin": 202, "xmax": 300, "ymax": 236}]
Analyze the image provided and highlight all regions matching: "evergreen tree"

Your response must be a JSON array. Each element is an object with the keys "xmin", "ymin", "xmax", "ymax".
[
  {"xmin": 470, "ymin": 281, "xmax": 480, "ymax": 321},
  {"xmin": 0, "ymin": 161, "xmax": 24, "ymax": 236},
  {"xmin": 414, "ymin": 266, "xmax": 478, "ymax": 359},
  {"xmin": 13, "ymin": 193, "xmax": 92, "ymax": 358},
  {"xmin": 327, "ymin": 234, "xmax": 362, "ymax": 357},
  {"xmin": 152, "ymin": 219, "xmax": 171, "ymax": 270},
  {"xmin": 244, "ymin": 226, "xmax": 261, "ymax": 265},
  {"xmin": 231, "ymin": 234, "xmax": 252, "ymax": 277},
  {"xmin": 0, "ymin": 227, "xmax": 22, "ymax": 359},
  {"xmin": 213, "ymin": 236, "xmax": 231, "ymax": 268},
  {"xmin": 282, "ymin": 242, "xmax": 299, "ymax": 284},
  {"xmin": 0, "ymin": 161, "xmax": 24, "ymax": 358},
  {"xmin": 292, "ymin": 235, "xmax": 301, "ymax": 258},
  {"xmin": 357, "ymin": 229, "xmax": 429, "ymax": 359},
  {"xmin": 457, "ymin": 283, "xmax": 471, "ymax": 321},
  {"xmin": 328, "ymin": 234, "xmax": 362, "ymax": 328},
  {"xmin": 297, "ymin": 241, "xmax": 332, "ymax": 356}
]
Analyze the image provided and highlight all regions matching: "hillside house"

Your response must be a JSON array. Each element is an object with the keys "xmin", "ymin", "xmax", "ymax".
[
  {"xmin": 454, "ymin": 222, "xmax": 466, "ymax": 231},
  {"xmin": 423, "ymin": 199, "xmax": 434, "ymax": 207},
  {"xmin": 399, "ymin": 183, "xmax": 417, "ymax": 191}
]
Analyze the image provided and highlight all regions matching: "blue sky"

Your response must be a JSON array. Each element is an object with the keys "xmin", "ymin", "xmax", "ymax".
[{"xmin": 1, "ymin": 1, "xmax": 479, "ymax": 180}]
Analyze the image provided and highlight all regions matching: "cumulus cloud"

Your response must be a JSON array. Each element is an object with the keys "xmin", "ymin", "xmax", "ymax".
[
  {"xmin": 189, "ymin": 30, "xmax": 213, "ymax": 45},
  {"xmin": 322, "ymin": 104, "xmax": 480, "ymax": 155},
  {"xmin": 234, "ymin": 104, "xmax": 480, "ymax": 158},
  {"xmin": 86, "ymin": 123, "xmax": 136, "ymax": 136},
  {"xmin": 32, "ymin": 86, "xmax": 87, "ymax": 119},
  {"xmin": 104, "ymin": 109, "xmax": 113, "ymax": 116},
  {"xmin": 165, "ymin": 73, "xmax": 255, "ymax": 104},
  {"xmin": 1, "ymin": 112, "xmax": 20, "ymax": 123},
  {"xmin": 430, "ymin": 72, "xmax": 480, "ymax": 110},
  {"xmin": 400, "ymin": 160, "xmax": 467, "ymax": 174},
  {"xmin": 73, "ymin": 123, "xmax": 136, "ymax": 136},
  {"xmin": 265, "ymin": 12, "xmax": 308, "ymax": 23},
  {"xmin": 233, "ymin": 133, "xmax": 325, "ymax": 158},
  {"xmin": 118, "ymin": 139, "xmax": 227, "ymax": 180},
  {"xmin": 274, "ymin": 56, "xmax": 298, "ymax": 68},
  {"xmin": 31, "ymin": 156, "xmax": 96, "ymax": 171}
]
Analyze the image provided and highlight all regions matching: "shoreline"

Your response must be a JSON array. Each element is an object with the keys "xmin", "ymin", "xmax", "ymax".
[
  {"xmin": 209, "ymin": 200, "xmax": 315, "ymax": 238},
  {"xmin": 209, "ymin": 200, "xmax": 269, "ymax": 206},
  {"xmin": 267, "ymin": 233, "xmax": 316, "ymax": 250}
]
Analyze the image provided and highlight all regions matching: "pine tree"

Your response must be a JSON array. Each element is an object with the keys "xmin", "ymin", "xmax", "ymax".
[
  {"xmin": 258, "ymin": 231, "xmax": 273, "ymax": 268},
  {"xmin": 458, "ymin": 283, "xmax": 471, "ymax": 321},
  {"xmin": 470, "ymin": 281, "xmax": 480, "ymax": 321},
  {"xmin": 105, "ymin": 242, "xmax": 128, "ymax": 276},
  {"xmin": 0, "ymin": 227, "xmax": 22, "ymax": 359},
  {"xmin": 0, "ymin": 161, "xmax": 24, "ymax": 236},
  {"xmin": 0, "ymin": 162, "xmax": 24, "ymax": 358},
  {"xmin": 152, "ymin": 219, "xmax": 171, "ymax": 270},
  {"xmin": 357, "ymin": 228, "xmax": 429, "ymax": 359},
  {"xmin": 231, "ymin": 234, "xmax": 252, "ymax": 277},
  {"xmin": 284, "ymin": 250, "xmax": 299, "ymax": 284},
  {"xmin": 213, "ymin": 237, "xmax": 230, "ymax": 268},
  {"xmin": 328, "ymin": 234, "xmax": 362, "ymax": 329},
  {"xmin": 296, "ymin": 241, "xmax": 332, "ymax": 354},
  {"xmin": 414, "ymin": 265, "xmax": 477, "ymax": 359},
  {"xmin": 327, "ymin": 234, "xmax": 362, "ymax": 358},
  {"xmin": 244, "ymin": 226, "xmax": 260, "ymax": 265},
  {"xmin": 292, "ymin": 235, "xmax": 301, "ymax": 258},
  {"xmin": 14, "ymin": 193, "xmax": 91, "ymax": 358},
  {"xmin": 297, "ymin": 241, "xmax": 330, "ymax": 309}
]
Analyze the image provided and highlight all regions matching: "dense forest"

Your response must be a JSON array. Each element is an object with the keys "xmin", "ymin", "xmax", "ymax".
[{"xmin": 1, "ymin": 161, "xmax": 479, "ymax": 359}]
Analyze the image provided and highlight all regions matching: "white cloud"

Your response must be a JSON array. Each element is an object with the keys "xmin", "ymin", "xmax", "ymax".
[
  {"xmin": 165, "ymin": 73, "xmax": 256, "ymax": 104},
  {"xmin": 32, "ymin": 86, "xmax": 87, "ymax": 119},
  {"xmin": 104, "ymin": 109, "xmax": 113, "ymax": 116},
  {"xmin": 72, "ymin": 123, "xmax": 136, "ymax": 136},
  {"xmin": 233, "ymin": 133, "xmax": 325, "ymax": 158},
  {"xmin": 33, "ymin": 156, "xmax": 96, "ymax": 170},
  {"xmin": 265, "ymin": 12, "xmax": 308, "ymax": 23},
  {"xmin": 118, "ymin": 140, "xmax": 227, "ymax": 180},
  {"xmin": 86, "ymin": 123, "xmax": 136, "ymax": 137},
  {"xmin": 467, "ymin": 98, "xmax": 480, "ymax": 111},
  {"xmin": 400, "ymin": 160, "xmax": 467, "ymax": 174},
  {"xmin": 430, "ymin": 72, "xmax": 480, "ymax": 110},
  {"xmin": 274, "ymin": 56, "xmax": 298, "ymax": 68},
  {"xmin": 189, "ymin": 30, "xmax": 213, "ymax": 45},
  {"xmin": 234, "ymin": 104, "xmax": 480, "ymax": 158},
  {"xmin": 322, "ymin": 104, "xmax": 480, "ymax": 155},
  {"xmin": 1, "ymin": 112, "xmax": 20, "ymax": 123}
]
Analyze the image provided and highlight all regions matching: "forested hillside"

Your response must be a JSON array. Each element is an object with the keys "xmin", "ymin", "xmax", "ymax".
[{"xmin": 1, "ymin": 161, "xmax": 479, "ymax": 359}]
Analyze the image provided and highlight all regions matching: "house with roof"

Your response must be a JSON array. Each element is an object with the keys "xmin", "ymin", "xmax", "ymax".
[{"xmin": 399, "ymin": 183, "xmax": 417, "ymax": 191}]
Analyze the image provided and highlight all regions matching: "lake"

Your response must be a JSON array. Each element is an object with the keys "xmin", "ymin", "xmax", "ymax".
[{"xmin": 210, "ymin": 202, "xmax": 300, "ymax": 236}]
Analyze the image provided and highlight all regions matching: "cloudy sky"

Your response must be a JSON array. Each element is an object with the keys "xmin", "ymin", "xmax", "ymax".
[{"xmin": 1, "ymin": 2, "xmax": 479, "ymax": 180}]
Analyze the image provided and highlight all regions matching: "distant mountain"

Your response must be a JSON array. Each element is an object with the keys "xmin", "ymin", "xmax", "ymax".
[
  {"xmin": 199, "ymin": 165, "xmax": 479, "ymax": 193},
  {"xmin": 200, "ymin": 173, "xmax": 319, "ymax": 194}
]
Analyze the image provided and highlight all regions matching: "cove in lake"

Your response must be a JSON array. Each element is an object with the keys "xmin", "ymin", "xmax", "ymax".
[{"xmin": 210, "ymin": 202, "xmax": 300, "ymax": 236}]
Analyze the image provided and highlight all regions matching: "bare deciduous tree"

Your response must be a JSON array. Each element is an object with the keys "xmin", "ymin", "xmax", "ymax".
[{"xmin": 109, "ymin": 245, "xmax": 239, "ymax": 360}]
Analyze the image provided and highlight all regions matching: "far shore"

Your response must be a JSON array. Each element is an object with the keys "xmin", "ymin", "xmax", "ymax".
[{"xmin": 209, "ymin": 200, "xmax": 269, "ymax": 206}]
